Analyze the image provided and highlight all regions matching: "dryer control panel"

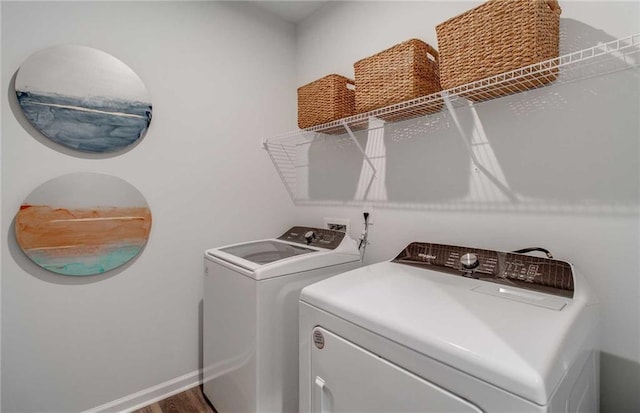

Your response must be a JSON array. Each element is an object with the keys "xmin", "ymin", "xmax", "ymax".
[
  {"xmin": 278, "ymin": 226, "xmax": 346, "ymax": 250},
  {"xmin": 393, "ymin": 242, "xmax": 574, "ymax": 298}
]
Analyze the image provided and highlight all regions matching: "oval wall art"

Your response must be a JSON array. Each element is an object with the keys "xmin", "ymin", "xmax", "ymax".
[
  {"xmin": 15, "ymin": 45, "xmax": 152, "ymax": 153},
  {"xmin": 15, "ymin": 173, "xmax": 152, "ymax": 276}
]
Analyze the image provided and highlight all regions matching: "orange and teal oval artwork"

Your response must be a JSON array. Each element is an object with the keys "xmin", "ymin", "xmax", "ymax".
[{"xmin": 15, "ymin": 173, "xmax": 152, "ymax": 276}]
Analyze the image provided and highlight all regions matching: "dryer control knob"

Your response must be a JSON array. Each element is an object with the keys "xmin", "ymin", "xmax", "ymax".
[
  {"xmin": 460, "ymin": 253, "xmax": 479, "ymax": 270},
  {"xmin": 304, "ymin": 231, "xmax": 316, "ymax": 244}
]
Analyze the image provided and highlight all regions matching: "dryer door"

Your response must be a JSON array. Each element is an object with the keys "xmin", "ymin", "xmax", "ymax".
[{"xmin": 310, "ymin": 327, "xmax": 482, "ymax": 413}]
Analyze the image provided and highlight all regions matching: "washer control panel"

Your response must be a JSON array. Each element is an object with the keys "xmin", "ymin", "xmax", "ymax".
[
  {"xmin": 278, "ymin": 226, "xmax": 345, "ymax": 250},
  {"xmin": 393, "ymin": 242, "xmax": 574, "ymax": 298}
]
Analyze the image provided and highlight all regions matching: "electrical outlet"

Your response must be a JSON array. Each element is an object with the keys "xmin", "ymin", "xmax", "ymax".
[{"xmin": 324, "ymin": 217, "xmax": 350, "ymax": 233}]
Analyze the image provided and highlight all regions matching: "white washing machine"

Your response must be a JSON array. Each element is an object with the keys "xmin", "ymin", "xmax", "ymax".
[
  {"xmin": 203, "ymin": 226, "xmax": 360, "ymax": 413},
  {"xmin": 300, "ymin": 242, "xmax": 600, "ymax": 413}
]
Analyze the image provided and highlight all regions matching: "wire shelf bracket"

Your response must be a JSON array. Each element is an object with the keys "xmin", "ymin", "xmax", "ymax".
[{"xmin": 343, "ymin": 120, "xmax": 377, "ymax": 177}]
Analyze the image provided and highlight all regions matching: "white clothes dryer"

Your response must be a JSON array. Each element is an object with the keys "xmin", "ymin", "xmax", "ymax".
[
  {"xmin": 300, "ymin": 242, "xmax": 599, "ymax": 413},
  {"xmin": 203, "ymin": 226, "xmax": 360, "ymax": 413}
]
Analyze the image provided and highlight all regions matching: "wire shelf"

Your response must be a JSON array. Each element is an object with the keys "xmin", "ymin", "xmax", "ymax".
[{"xmin": 263, "ymin": 34, "xmax": 640, "ymax": 203}]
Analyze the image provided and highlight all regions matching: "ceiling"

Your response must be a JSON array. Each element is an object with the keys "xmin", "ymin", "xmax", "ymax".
[{"xmin": 252, "ymin": 1, "xmax": 327, "ymax": 23}]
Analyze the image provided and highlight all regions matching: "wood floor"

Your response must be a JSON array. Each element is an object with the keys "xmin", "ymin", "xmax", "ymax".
[{"xmin": 133, "ymin": 386, "xmax": 217, "ymax": 413}]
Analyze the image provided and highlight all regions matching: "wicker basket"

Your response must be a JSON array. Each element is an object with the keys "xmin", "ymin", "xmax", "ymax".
[
  {"xmin": 297, "ymin": 74, "xmax": 355, "ymax": 130},
  {"xmin": 436, "ymin": 0, "xmax": 561, "ymax": 100},
  {"xmin": 354, "ymin": 39, "xmax": 442, "ymax": 120}
]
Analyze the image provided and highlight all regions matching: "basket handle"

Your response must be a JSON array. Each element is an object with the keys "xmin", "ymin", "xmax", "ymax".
[
  {"xmin": 344, "ymin": 77, "xmax": 355, "ymax": 90},
  {"xmin": 546, "ymin": 0, "xmax": 561, "ymax": 12},
  {"xmin": 425, "ymin": 44, "xmax": 439, "ymax": 63}
]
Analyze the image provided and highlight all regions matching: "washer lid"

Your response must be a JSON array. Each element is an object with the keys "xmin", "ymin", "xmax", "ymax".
[
  {"xmin": 205, "ymin": 238, "xmax": 360, "ymax": 280},
  {"xmin": 218, "ymin": 240, "xmax": 315, "ymax": 265},
  {"xmin": 300, "ymin": 261, "xmax": 597, "ymax": 406}
]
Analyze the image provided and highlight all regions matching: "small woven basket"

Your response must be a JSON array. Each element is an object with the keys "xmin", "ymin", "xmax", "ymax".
[
  {"xmin": 297, "ymin": 74, "xmax": 355, "ymax": 130},
  {"xmin": 354, "ymin": 39, "xmax": 442, "ymax": 120},
  {"xmin": 436, "ymin": 0, "xmax": 561, "ymax": 100}
]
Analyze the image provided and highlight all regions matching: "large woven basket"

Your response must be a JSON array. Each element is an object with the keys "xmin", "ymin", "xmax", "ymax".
[
  {"xmin": 436, "ymin": 0, "xmax": 561, "ymax": 100},
  {"xmin": 297, "ymin": 74, "xmax": 355, "ymax": 130},
  {"xmin": 354, "ymin": 39, "xmax": 442, "ymax": 121}
]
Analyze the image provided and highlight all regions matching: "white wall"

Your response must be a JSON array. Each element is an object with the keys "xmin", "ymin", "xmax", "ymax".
[
  {"xmin": 1, "ymin": 2, "xmax": 297, "ymax": 412},
  {"xmin": 292, "ymin": 1, "xmax": 640, "ymax": 412}
]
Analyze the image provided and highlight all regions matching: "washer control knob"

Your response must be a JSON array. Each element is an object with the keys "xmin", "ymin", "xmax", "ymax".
[
  {"xmin": 460, "ymin": 253, "xmax": 479, "ymax": 270},
  {"xmin": 304, "ymin": 231, "xmax": 316, "ymax": 244}
]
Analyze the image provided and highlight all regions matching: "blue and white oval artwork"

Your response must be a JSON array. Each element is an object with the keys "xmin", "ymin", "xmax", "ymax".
[{"xmin": 15, "ymin": 45, "xmax": 152, "ymax": 153}]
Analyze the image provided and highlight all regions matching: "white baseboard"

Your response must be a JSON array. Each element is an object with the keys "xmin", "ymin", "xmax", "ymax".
[{"xmin": 83, "ymin": 369, "xmax": 202, "ymax": 413}]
